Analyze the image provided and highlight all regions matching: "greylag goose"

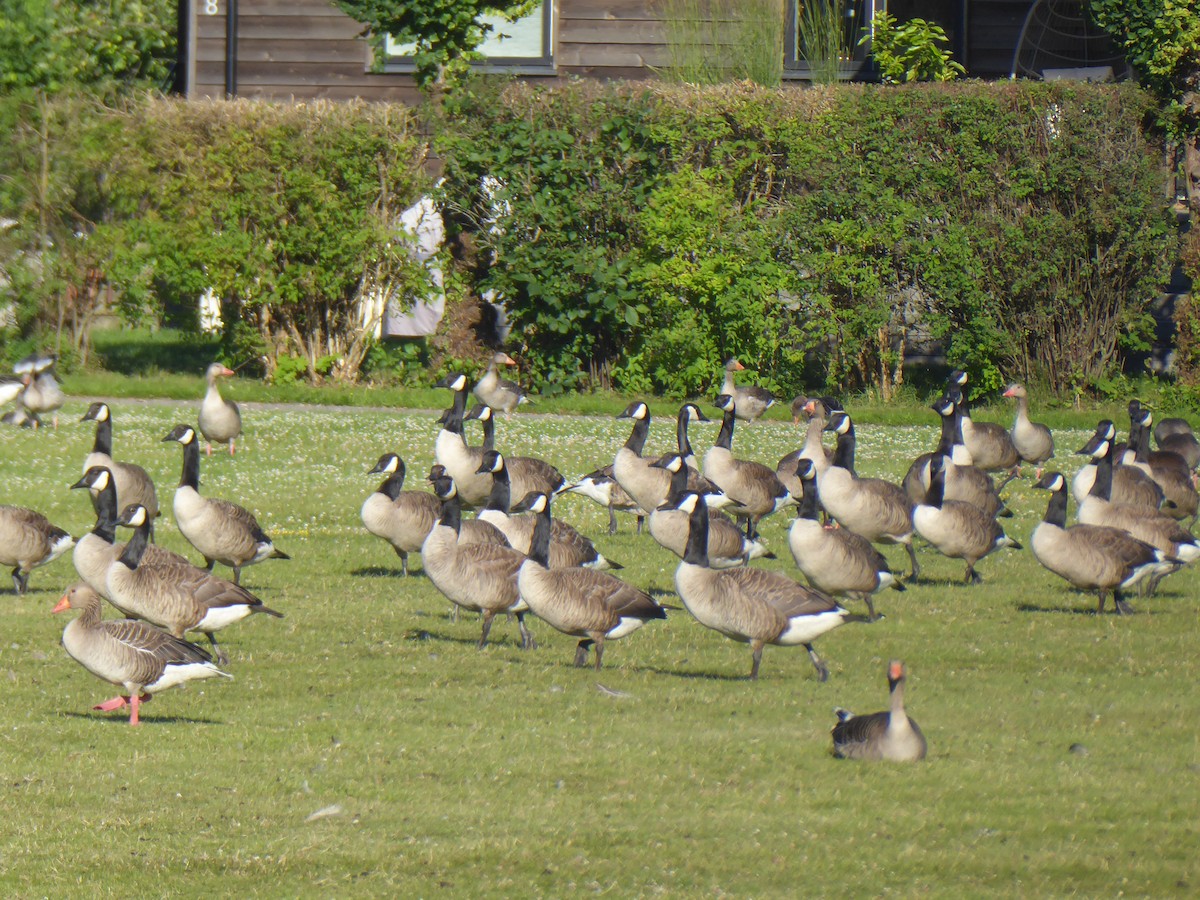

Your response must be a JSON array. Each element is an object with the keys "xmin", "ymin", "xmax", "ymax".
[
  {"xmin": 671, "ymin": 491, "xmax": 848, "ymax": 681},
  {"xmin": 198, "ymin": 363, "xmax": 242, "ymax": 456},
  {"xmin": 54, "ymin": 583, "xmax": 232, "ymax": 726},
  {"xmin": 1031, "ymin": 472, "xmax": 1178, "ymax": 614},
  {"xmin": 511, "ymin": 491, "xmax": 665, "ymax": 670},
  {"xmin": 720, "ymin": 358, "xmax": 775, "ymax": 423},
  {"xmin": 472, "ymin": 352, "xmax": 531, "ymax": 412},
  {"xmin": 702, "ymin": 395, "xmax": 794, "ymax": 539},
  {"xmin": 163, "ymin": 424, "xmax": 289, "ymax": 583},
  {"xmin": 15, "ymin": 352, "xmax": 64, "ymax": 429},
  {"xmin": 1003, "ymin": 383, "xmax": 1054, "ymax": 477},
  {"xmin": 81, "ymin": 401, "xmax": 159, "ymax": 525},
  {"xmin": 831, "ymin": 660, "xmax": 927, "ymax": 761},
  {"xmin": 0, "ymin": 504, "xmax": 73, "ymax": 593}
]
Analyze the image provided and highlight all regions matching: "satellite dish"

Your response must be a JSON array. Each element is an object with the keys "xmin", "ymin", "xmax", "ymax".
[{"xmin": 1011, "ymin": 0, "xmax": 1128, "ymax": 81}]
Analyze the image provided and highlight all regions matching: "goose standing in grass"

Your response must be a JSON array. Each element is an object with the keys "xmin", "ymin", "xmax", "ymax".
[
  {"xmin": 53, "ymin": 583, "xmax": 232, "ymax": 726},
  {"xmin": 477, "ymin": 450, "xmax": 617, "ymax": 569},
  {"xmin": 777, "ymin": 396, "xmax": 839, "ymax": 497},
  {"xmin": 1154, "ymin": 417, "xmax": 1200, "ymax": 470},
  {"xmin": 831, "ymin": 660, "xmax": 927, "ymax": 761},
  {"xmin": 946, "ymin": 371, "xmax": 1019, "ymax": 472},
  {"xmin": 107, "ymin": 504, "xmax": 284, "ymax": 663},
  {"xmin": 703, "ymin": 395, "xmax": 794, "ymax": 539},
  {"xmin": 162, "ymin": 424, "xmax": 289, "ymax": 583},
  {"xmin": 568, "ymin": 465, "xmax": 644, "ymax": 536},
  {"xmin": 671, "ymin": 491, "xmax": 848, "ymax": 681},
  {"xmin": 71, "ymin": 466, "xmax": 189, "ymax": 599},
  {"xmin": 789, "ymin": 459, "xmax": 903, "ymax": 621},
  {"xmin": 421, "ymin": 475, "xmax": 534, "ymax": 650},
  {"xmin": 720, "ymin": 358, "xmax": 775, "ymax": 423},
  {"xmin": 1125, "ymin": 406, "xmax": 1198, "ymax": 522},
  {"xmin": 81, "ymin": 401, "xmax": 159, "ymax": 525},
  {"xmin": 433, "ymin": 373, "xmax": 492, "ymax": 507},
  {"xmin": 1031, "ymin": 472, "xmax": 1177, "ymax": 614},
  {"xmin": 1002, "ymin": 383, "xmax": 1054, "ymax": 477},
  {"xmin": 1072, "ymin": 420, "xmax": 1166, "ymax": 510},
  {"xmin": 648, "ymin": 453, "xmax": 772, "ymax": 567},
  {"xmin": 903, "ymin": 393, "xmax": 1010, "ymax": 517},
  {"xmin": 473, "ymin": 352, "xmax": 531, "ymax": 413},
  {"xmin": 198, "ymin": 363, "xmax": 242, "ymax": 456},
  {"xmin": 0, "ymin": 504, "xmax": 73, "ymax": 594},
  {"xmin": 913, "ymin": 455, "xmax": 1021, "ymax": 584},
  {"xmin": 15, "ymin": 352, "xmax": 64, "ymax": 429},
  {"xmin": 512, "ymin": 491, "xmax": 664, "ymax": 670},
  {"xmin": 817, "ymin": 411, "xmax": 921, "ymax": 581},
  {"xmin": 462, "ymin": 402, "xmax": 567, "ymax": 499}
]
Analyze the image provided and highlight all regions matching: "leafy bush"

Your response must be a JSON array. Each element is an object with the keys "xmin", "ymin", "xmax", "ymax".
[{"xmin": 863, "ymin": 12, "xmax": 965, "ymax": 84}]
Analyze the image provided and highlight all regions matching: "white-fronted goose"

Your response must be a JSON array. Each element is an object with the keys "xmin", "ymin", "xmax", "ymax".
[
  {"xmin": 107, "ymin": 504, "xmax": 283, "ymax": 663},
  {"xmin": 648, "ymin": 453, "xmax": 772, "ymax": 567},
  {"xmin": 817, "ymin": 412, "xmax": 920, "ymax": 580},
  {"xmin": 831, "ymin": 660, "xmax": 927, "ymax": 761},
  {"xmin": 720, "ymin": 358, "xmax": 775, "ymax": 423},
  {"xmin": 1031, "ymin": 471, "xmax": 1177, "ymax": 614},
  {"xmin": 672, "ymin": 491, "xmax": 848, "ymax": 681},
  {"xmin": 198, "ymin": 363, "xmax": 242, "ymax": 456},
  {"xmin": 420, "ymin": 475, "xmax": 534, "ymax": 649},
  {"xmin": 476, "ymin": 450, "xmax": 618, "ymax": 569},
  {"xmin": 81, "ymin": 402, "xmax": 159, "ymax": 524},
  {"xmin": 913, "ymin": 455, "xmax": 1020, "ymax": 583},
  {"xmin": 702, "ymin": 395, "xmax": 794, "ymax": 539},
  {"xmin": 789, "ymin": 459, "xmax": 903, "ymax": 621},
  {"xmin": 0, "ymin": 504, "xmax": 73, "ymax": 593},
  {"xmin": 946, "ymin": 372, "xmax": 1019, "ymax": 472},
  {"xmin": 461, "ymin": 402, "xmax": 567, "ymax": 499},
  {"xmin": 54, "ymin": 583, "xmax": 232, "ymax": 725},
  {"xmin": 433, "ymin": 373, "xmax": 492, "ymax": 507},
  {"xmin": 16, "ymin": 352, "xmax": 64, "ymax": 429},
  {"xmin": 512, "ymin": 491, "xmax": 664, "ymax": 669},
  {"xmin": 163, "ymin": 424, "xmax": 289, "ymax": 583},
  {"xmin": 568, "ymin": 465, "xmax": 645, "ymax": 536},
  {"xmin": 1003, "ymin": 383, "xmax": 1054, "ymax": 476},
  {"xmin": 472, "ymin": 352, "xmax": 531, "ymax": 413},
  {"xmin": 71, "ymin": 466, "xmax": 189, "ymax": 599}
]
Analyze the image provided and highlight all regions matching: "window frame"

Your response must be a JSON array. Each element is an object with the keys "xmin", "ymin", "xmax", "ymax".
[{"xmin": 783, "ymin": 0, "xmax": 880, "ymax": 82}]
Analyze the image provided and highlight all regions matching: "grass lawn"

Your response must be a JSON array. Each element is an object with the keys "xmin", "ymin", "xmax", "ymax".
[{"xmin": 0, "ymin": 395, "xmax": 1196, "ymax": 896}]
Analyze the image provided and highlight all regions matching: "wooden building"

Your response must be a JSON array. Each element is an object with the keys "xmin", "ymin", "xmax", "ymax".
[{"xmin": 177, "ymin": 1, "xmax": 1084, "ymax": 103}]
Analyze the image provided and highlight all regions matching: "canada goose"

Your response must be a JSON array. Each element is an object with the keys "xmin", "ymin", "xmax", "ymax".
[
  {"xmin": 461, "ymin": 402, "xmax": 567, "ymax": 499},
  {"xmin": 945, "ymin": 373, "xmax": 1019, "ymax": 472},
  {"xmin": 648, "ymin": 453, "xmax": 772, "ymax": 567},
  {"xmin": 433, "ymin": 373, "xmax": 492, "ymax": 507},
  {"xmin": 672, "ymin": 402, "xmax": 710, "ymax": 472},
  {"xmin": 512, "ymin": 491, "xmax": 664, "ymax": 669},
  {"xmin": 162, "ymin": 424, "xmax": 289, "ymax": 583},
  {"xmin": 671, "ymin": 491, "xmax": 847, "ymax": 681},
  {"xmin": 476, "ymin": 450, "xmax": 618, "ymax": 569},
  {"xmin": 420, "ymin": 475, "xmax": 534, "ymax": 649},
  {"xmin": 1072, "ymin": 420, "xmax": 1166, "ymax": 510},
  {"xmin": 81, "ymin": 402, "xmax": 159, "ymax": 525},
  {"xmin": 568, "ymin": 465, "xmax": 644, "ymax": 535},
  {"xmin": 613, "ymin": 401, "xmax": 672, "ymax": 515},
  {"xmin": 198, "ymin": 363, "xmax": 242, "ymax": 456},
  {"xmin": 777, "ymin": 396, "xmax": 840, "ymax": 495},
  {"xmin": 720, "ymin": 358, "xmax": 775, "ymax": 423},
  {"xmin": 473, "ymin": 352, "xmax": 530, "ymax": 412},
  {"xmin": 789, "ymin": 459, "xmax": 903, "ymax": 621},
  {"xmin": 831, "ymin": 660, "xmax": 927, "ymax": 761},
  {"xmin": 361, "ymin": 453, "xmax": 441, "ymax": 576},
  {"xmin": 913, "ymin": 455, "xmax": 1021, "ymax": 583},
  {"xmin": 702, "ymin": 395, "xmax": 794, "ymax": 539},
  {"xmin": 54, "ymin": 583, "xmax": 232, "ymax": 726},
  {"xmin": 1002, "ymin": 383, "xmax": 1054, "ymax": 477},
  {"xmin": 0, "ymin": 374, "xmax": 22, "ymax": 408},
  {"xmin": 107, "ymin": 503, "xmax": 284, "ymax": 663},
  {"xmin": 0, "ymin": 505, "xmax": 73, "ymax": 593},
  {"xmin": 70, "ymin": 466, "xmax": 189, "ymax": 599},
  {"xmin": 1075, "ymin": 427, "xmax": 1200, "ymax": 567},
  {"xmin": 817, "ymin": 412, "xmax": 921, "ymax": 581},
  {"xmin": 1126, "ymin": 407, "xmax": 1197, "ymax": 521},
  {"xmin": 902, "ymin": 393, "xmax": 1009, "ymax": 517},
  {"xmin": 1031, "ymin": 472, "xmax": 1178, "ymax": 614},
  {"xmin": 15, "ymin": 352, "xmax": 64, "ymax": 429},
  {"xmin": 1154, "ymin": 417, "xmax": 1200, "ymax": 470}
]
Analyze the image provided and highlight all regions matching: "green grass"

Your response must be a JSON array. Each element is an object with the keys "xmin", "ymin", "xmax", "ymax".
[{"xmin": 1, "ymin": 397, "xmax": 1197, "ymax": 895}]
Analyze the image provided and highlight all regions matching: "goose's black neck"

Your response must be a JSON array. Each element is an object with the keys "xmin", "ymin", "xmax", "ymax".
[
  {"xmin": 1043, "ymin": 486, "xmax": 1068, "ymax": 527},
  {"xmin": 796, "ymin": 477, "xmax": 820, "ymax": 521},
  {"xmin": 179, "ymin": 439, "xmax": 200, "ymax": 490},
  {"xmin": 935, "ymin": 408, "xmax": 957, "ymax": 456},
  {"xmin": 682, "ymin": 498, "xmax": 710, "ymax": 566},
  {"xmin": 624, "ymin": 415, "xmax": 650, "ymax": 454},
  {"xmin": 1132, "ymin": 419, "xmax": 1151, "ymax": 463},
  {"xmin": 528, "ymin": 502, "xmax": 552, "ymax": 568},
  {"xmin": 665, "ymin": 461, "xmax": 689, "ymax": 503},
  {"xmin": 91, "ymin": 481, "xmax": 117, "ymax": 543},
  {"xmin": 483, "ymin": 462, "xmax": 512, "ymax": 513},
  {"xmin": 924, "ymin": 462, "xmax": 947, "ymax": 508},
  {"xmin": 91, "ymin": 417, "xmax": 112, "ymax": 456},
  {"xmin": 117, "ymin": 518, "xmax": 150, "ymax": 569},
  {"xmin": 715, "ymin": 409, "xmax": 735, "ymax": 451},
  {"xmin": 479, "ymin": 413, "xmax": 495, "ymax": 452},
  {"xmin": 442, "ymin": 391, "xmax": 467, "ymax": 436},
  {"xmin": 832, "ymin": 424, "xmax": 857, "ymax": 475},
  {"xmin": 438, "ymin": 491, "xmax": 462, "ymax": 533},
  {"xmin": 1089, "ymin": 443, "xmax": 1114, "ymax": 500},
  {"xmin": 377, "ymin": 472, "xmax": 405, "ymax": 501},
  {"xmin": 676, "ymin": 410, "xmax": 695, "ymax": 460}
]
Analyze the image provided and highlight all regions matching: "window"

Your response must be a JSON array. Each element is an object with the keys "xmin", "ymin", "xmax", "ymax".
[
  {"xmin": 784, "ymin": 0, "xmax": 879, "ymax": 80},
  {"xmin": 381, "ymin": 2, "xmax": 554, "ymax": 74}
]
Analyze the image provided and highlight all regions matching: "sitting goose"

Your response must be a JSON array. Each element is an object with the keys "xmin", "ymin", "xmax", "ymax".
[
  {"xmin": 473, "ymin": 352, "xmax": 531, "ymax": 413},
  {"xmin": 512, "ymin": 491, "xmax": 665, "ymax": 670},
  {"xmin": 461, "ymin": 402, "xmax": 568, "ymax": 499},
  {"xmin": 107, "ymin": 504, "xmax": 284, "ymax": 663},
  {"xmin": 789, "ymin": 459, "xmax": 904, "ymax": 621},
  {"xmin": 54, "ymin": 583, "xmax": 232, "ymax": 726},
  {"xmin": 0, "ymin": 504, "xmax": 73, "ymax": 594},
  {"xmin": 1002, "ymin": 383, "xmax": 1054, "ymax": 477},
  {"xmin": 162, "ymin": 424, "xmax": 289, "ymax": 583},
  {"xmin": 1031, "ymin": 472, "xmax": 1178, "ymax": 614},
  {"xmin": 421, "ymin": 475, "xmax": 534, "ymax": 650},
  {"xmin": 567, "ymin": 465, "xmax": 644, "ymax": 536},
  {"xmin": 476, "ymin": 451, "xmax": 618, "ymax": 569},
  {"xmin": 671, "ymin": 491, "xmax": 848, "ymax": 681},
  {"xmin": 702, "ymin": 395, "xmax": 794, "ymax": 539},
  {"xmin": 71, "ymin": 466, "xmax": 189, "ymax": 599},
  {"xmin": 15, "ymin": 352, "xmax": 64, "ymax": 429},
  {"xmin": 946, "ymin": 373, "xmax": 1019, "ymax": 472},
  {"xmin": 81, "ymin": 402, "xmax": 159, "ymax": 525},
  {"xmin": 720, "ymin": 358, "xmax": 775, "ymax": 423},
  {"xmin": 198, "ymin": 363, "xmax": 242, "ymax": 456},
  {"xmin": 831, "ymin": 660, "xmax": 927, "ymax": 761}
]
